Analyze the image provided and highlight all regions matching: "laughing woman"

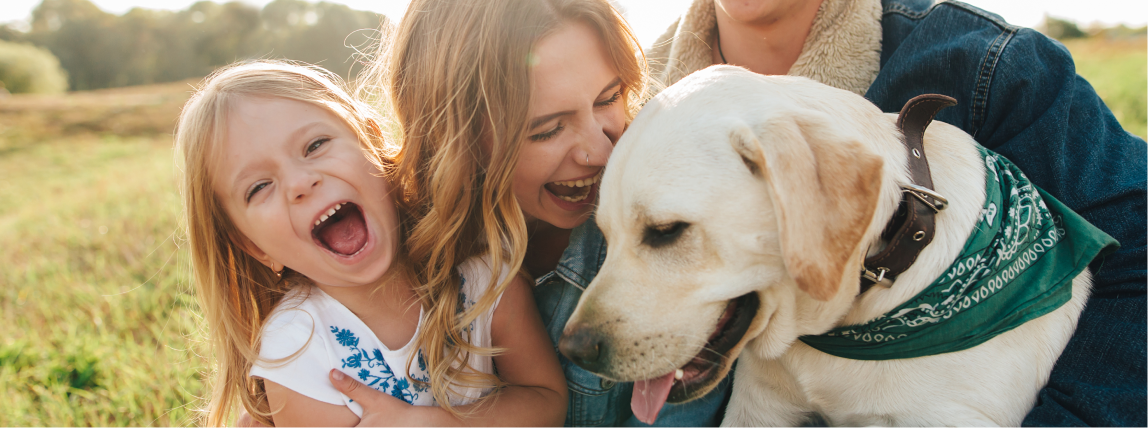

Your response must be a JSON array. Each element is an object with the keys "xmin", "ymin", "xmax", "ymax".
[{"xmin": 327, "ymin": 0, "xmax": 730, "ymax": 425}]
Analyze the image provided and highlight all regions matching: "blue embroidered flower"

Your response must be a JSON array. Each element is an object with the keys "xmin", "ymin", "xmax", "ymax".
[
  {"xmin": 329, "ymin": 324, "xmax": 425, "ymax": 404},
  {"xmin": 342, "ymin": 352, "xmax": 362, "ymax": 369},
  {"xmin": 331, "ymin": 327, "xmax": 359, "ymax": 348}
]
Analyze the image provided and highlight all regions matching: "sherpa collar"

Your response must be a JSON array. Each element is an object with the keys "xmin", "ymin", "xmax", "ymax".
[{"xmin": 646, "ymin": 0, "xmax": 883, "ymax": 96}]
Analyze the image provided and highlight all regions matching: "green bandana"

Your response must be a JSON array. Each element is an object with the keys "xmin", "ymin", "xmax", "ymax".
[{"xmin": 798, "ymin": 145, "xmax": 1118, "ymax": 361}]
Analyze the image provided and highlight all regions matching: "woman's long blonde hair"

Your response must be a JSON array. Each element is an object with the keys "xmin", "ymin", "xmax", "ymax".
[
  {"xmin": 175, "ymin": 60, "xmax": 395, "ymax": 426},
  {"xmin": 360, "ymin": 0, "xmax": 647, "ymax": 415}
]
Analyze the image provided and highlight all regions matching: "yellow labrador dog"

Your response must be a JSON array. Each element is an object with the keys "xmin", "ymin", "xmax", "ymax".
[{"xmin": 558, "ymin": 66, "xmax": 1111, "ymax": 426}]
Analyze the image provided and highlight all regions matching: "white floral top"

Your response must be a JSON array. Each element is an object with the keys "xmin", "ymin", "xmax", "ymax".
[{"xmin": 250, "ymin": 256, "xmax": 507, "ymax": 416}]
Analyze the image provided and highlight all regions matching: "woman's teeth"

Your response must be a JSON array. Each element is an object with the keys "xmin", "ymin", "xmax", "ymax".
[
  {"xmin": 314, "ymin": 203, "xmax": 345, "ymax": 227},
  {"xmin": 551, "ymin": 170, "xmax": 603, "ymax": 203}
]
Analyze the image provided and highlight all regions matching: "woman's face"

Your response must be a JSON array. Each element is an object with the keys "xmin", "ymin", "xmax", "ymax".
[{"xmin": 514, "ymin": 21, "xmax": 626, "ymax": 230}]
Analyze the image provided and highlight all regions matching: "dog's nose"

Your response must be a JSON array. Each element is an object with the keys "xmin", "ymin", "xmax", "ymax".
[{"xmin": 559, "ymin": 324, "xmax": 607, "ymax": 372}]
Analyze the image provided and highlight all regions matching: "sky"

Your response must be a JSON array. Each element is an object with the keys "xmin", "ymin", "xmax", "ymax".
[{"xmin": 4, "ymin": 0, "xmax": 1146, "ymax": 47}]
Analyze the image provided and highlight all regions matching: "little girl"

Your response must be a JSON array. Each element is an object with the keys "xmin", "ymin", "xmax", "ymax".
[{"xmin": 175, "ymin": 61, "xmax": 565, "ymax": 426}]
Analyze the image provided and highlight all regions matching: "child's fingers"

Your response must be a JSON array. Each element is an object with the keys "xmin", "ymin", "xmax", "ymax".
[
  {"xmin": 329, "ymin": 369, "xmax": 381, "ymax": 407},
  {"xmin": 234, "ymin": 409, "xmax": 269, "ymax": 427}
]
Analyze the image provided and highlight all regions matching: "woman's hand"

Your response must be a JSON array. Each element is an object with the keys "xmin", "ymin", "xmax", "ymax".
[{"xmin": 329, "ymin": 369, "xmax": 423, "ymax": 426}]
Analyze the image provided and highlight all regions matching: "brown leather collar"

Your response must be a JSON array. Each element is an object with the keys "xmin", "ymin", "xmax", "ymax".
[{"xmin": 860, "ymin": 94, "xmax": 957, "ymax": 294}]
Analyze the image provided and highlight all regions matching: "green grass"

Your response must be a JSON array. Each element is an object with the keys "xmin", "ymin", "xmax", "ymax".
[
  {"xmin": 1064, "ymin": 37, "xmax": 1148, "ymax": 139},
  {"xmin": 0, "ymin": 83, "xmax": 207, "ymax": 426},
  {"xmin": 0, "ymin": 37, "xmax": 1142, "ymax": 426}
]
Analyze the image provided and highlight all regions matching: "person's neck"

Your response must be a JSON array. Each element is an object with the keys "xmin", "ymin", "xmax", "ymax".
[
  {"xmin": 522, "ymin": 220, "xmax": 573, "ymax": 279},
  {"xmin": 712, "ymin": 0, "xmax": 824, "ymax": 76},
  {"xmin": 315, "ymin": 271, "xmax": 421, "ymax": 350}
]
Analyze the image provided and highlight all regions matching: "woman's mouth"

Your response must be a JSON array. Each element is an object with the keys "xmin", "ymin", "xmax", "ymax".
[
  {"xmin": 311, "ymin": 202, "xmax": 370, "ymax": 257},
  {"xmin": 545, "ymin": 169, "xmax": 604, "ymax": 203}
]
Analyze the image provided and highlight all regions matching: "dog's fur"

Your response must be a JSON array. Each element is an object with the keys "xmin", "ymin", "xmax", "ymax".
[{"xmin": 564, "ymin": 66, "xmax": 1091, "ymax": 426}]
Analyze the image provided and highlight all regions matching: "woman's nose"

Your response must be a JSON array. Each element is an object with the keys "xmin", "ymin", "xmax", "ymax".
[{"xmin": 579, "ymin": 120, "xmax": 616, "ymax": 166}]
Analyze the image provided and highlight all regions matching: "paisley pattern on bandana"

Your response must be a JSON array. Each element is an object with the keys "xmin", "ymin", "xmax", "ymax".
[{"xmin": 799, "ymin": 145, "xmax": 1118, "ymax": 360}]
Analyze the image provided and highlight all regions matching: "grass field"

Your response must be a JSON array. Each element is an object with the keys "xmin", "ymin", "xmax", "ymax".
[{"xmin": 0, "ymin": 36, "xmax": 1143, "ymax": 426}]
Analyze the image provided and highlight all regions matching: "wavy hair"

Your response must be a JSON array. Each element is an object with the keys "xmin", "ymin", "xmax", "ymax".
[
  {"xmin": 175, "ymin": 60, "xmax": 395, "ymax": 426},
  {"xmin": 358, "ymin": 0, "xmax": 647, "ymax": 416}
]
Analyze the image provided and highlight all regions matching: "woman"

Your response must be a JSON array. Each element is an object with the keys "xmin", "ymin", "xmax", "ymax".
[{"xmin": 332, "ymin": 0, "xmax": 730, "ymax": 425}]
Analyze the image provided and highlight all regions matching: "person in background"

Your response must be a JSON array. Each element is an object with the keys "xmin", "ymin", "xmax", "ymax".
[{"xmin": 646, "ymin": 0, "xmax": 1146, "ymax": 426}]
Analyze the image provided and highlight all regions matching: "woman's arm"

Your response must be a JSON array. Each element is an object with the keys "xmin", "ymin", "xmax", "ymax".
[{"xmin": 331, "ymin": 274, "xmax": 568, "ymax": 426}]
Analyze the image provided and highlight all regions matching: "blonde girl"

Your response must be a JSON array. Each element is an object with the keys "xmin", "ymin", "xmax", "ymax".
[
  {"xmin": 176, "ymin": 61, "xmax": 564, "ymax": 426},
  {"xmin": 330, "ymin": 0, "xmax": 729, "ymax": 426}
]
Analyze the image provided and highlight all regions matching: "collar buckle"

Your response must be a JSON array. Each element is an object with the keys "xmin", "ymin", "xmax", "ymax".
[
  {"xmin": 901, "ymin": 183, "xmax": 948, "ymax": 212},
  {"xmin": 861, "ymin": 266, "xmax": 889, "ymax": 284}
]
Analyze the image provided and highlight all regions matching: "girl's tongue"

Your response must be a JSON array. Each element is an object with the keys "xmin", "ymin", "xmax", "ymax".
[{"xmin": 315, "ymin": 204, "xmax": 369, "ymax": 255}]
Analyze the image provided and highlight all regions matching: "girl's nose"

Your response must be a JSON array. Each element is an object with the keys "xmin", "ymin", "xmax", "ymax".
[{"xmin": 286, "ymin": 170, "xmax": 322, "ymax": 202}]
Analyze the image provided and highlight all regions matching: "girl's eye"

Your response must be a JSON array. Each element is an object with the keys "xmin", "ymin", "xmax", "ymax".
[
  {"xmin": 246, "ymin": 181, "xmax": 269, "ymax": 203},
  {"xmin": 306, "ymin": 137, "xmax": 331, "ymax": 155},
  {"xmin": 529, "ymin": 123, "xmax": 565, "ymax": 142},
  {"xmin": 595, "ymin": 91, "xmax": 622, "ymax": 108}
]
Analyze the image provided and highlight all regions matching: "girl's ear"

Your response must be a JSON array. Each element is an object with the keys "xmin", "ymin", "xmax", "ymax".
[{"xmin": 234, "ymin": 234, "xmax": 280, "ymax": 272}]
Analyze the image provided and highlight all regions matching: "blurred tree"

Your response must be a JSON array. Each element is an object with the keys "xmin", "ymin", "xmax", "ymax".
[
  {"xmin": 1039, "ymin": 15, "xmax": 1087, "ymax": 40},
  {"xmin": 16, "ymin": 0, "xmax": 386, "ymax": 91},
  {"xmin": 0, "ymin": 39, "xmax": 68, "ymax": 94}
]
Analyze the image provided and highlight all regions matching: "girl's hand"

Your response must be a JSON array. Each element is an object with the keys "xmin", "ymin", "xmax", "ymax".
[
  {"xmin": 329, "ymin": 369, "xmax": 421, "ymax": 426},
  {"xmin": 234, "ymin": 409, "xmax": 268, "ymax": 427}
]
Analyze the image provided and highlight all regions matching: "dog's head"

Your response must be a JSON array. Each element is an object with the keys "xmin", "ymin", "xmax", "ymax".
[{"xmin": 559, "ymin": 66, "xmax": 898, "ymax": 412}]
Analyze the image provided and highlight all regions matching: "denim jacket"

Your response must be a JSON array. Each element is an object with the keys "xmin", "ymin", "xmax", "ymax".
[
  {"xmin": 871, "ymin": 2, "xmax": 1146, "ymax": 425},
  {"xmin": 533, "ymin": 219, "xmax": 730, "ymax": 426}
]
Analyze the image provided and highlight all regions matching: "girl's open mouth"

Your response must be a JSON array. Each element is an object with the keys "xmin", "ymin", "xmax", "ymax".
[
  {"xmin": 545, "ymin": 169, "xmax": 604, "ymax": 203},
  {"xmin": 311, "ymin": 202, "xmax": 369, "ymax": 257}
]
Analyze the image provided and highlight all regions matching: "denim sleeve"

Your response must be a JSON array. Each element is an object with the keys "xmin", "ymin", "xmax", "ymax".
[{"xmin": 975, "ymin": 29, "xmax": 1147, "ymax": 427}]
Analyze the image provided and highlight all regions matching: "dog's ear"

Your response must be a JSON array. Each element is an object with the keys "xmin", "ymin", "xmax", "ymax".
[{"xmin": 731, "ymin": 112, "xmax": 884, "ymax": 301}]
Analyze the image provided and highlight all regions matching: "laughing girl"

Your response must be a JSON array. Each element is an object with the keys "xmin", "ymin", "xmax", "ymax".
[{"xmin": 175, "ymin": 61, "xmax": 565, "ymax": 426}]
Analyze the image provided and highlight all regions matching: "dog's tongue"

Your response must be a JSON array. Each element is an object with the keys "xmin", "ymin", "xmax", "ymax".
[
  {"xmin": 632, "ymin": 372, "xmax": 675, "ymax": 425},
  {"xmin": 317, "ymin": 208, "xmax": 368, "ymax": 255}
]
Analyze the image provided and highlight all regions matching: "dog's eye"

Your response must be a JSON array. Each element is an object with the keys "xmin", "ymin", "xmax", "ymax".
[{"xmin": 643, "ymin": 221, "xmax": 690, "ymax": 248}]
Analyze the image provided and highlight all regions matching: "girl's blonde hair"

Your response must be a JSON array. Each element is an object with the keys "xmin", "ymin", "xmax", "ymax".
[
  {"xmin": 175, "ymin": 60, "xmax": 395, "ymax": 426},
  {"xmin": 360, "ymin": 0, "xmax": 647, "ymax": 415}
]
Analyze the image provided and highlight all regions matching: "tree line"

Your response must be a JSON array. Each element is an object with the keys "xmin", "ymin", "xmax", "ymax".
[{"xmin": 0, "ymin": 0, "xmax": 387, "ymax": 92}]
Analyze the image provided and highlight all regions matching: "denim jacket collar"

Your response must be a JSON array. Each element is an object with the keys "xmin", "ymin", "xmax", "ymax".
[{"xmin": 536, "ymin": 217, "xmax": 608, "ymax": 291}]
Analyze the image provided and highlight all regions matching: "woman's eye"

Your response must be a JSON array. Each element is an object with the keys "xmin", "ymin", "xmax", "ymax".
[
  {"xmin": 595, "ymin": 91, "xmax": 622, "ymax": 108},
  {"xmin": 529, "ymin": 124, "xmax": 564, "ymax": 142},
  {"xmin": 246, "ymin": 182, "xmax": 269, "ymax": 202},
  {"xmin": 306, "ymin": 137, "xmax": 331, "ymax": 155}
]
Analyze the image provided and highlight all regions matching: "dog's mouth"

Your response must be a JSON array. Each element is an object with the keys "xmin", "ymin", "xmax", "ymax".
[
  {"xmin": 311, "ymin": 202, "xmax": 369, "ymax": 257},
  {"xmin": 631, "ymin": 292, "xmax": 760, "ymax": 424},
  {"xmin": 544, "ymin": 170, "xmax": 603, "ymax": 203}
]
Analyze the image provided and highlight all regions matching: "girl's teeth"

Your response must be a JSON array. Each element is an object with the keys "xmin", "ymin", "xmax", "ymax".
[{"xmin": 314, "ymin": 203, "xmax": 347, "ymax": 228}]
